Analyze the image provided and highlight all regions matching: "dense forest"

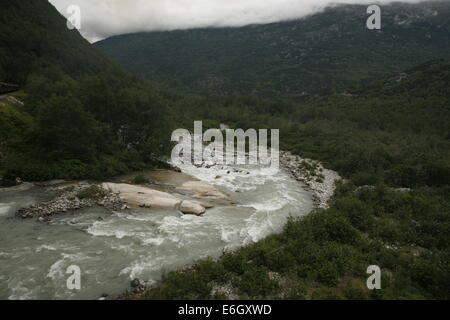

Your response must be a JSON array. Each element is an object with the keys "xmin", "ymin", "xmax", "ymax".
[
  {"xmin": 0, "ymin": 1, "xmax": 449, "ymax": 300},
  {"xmin": 96, "ymin": 1, "xmax": 450, "ymax": 97},
  {"xmin": 0, "ymin": 1, "xmax": 172, "ymax": 181}
]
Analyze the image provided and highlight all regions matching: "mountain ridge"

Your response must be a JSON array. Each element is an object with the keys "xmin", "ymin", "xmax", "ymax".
[{"xmin": 96, "ymin": 1, "xmax": 450, "ymax": 97}]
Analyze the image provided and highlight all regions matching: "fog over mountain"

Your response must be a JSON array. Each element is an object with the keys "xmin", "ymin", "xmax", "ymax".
[{"xmin": 48, "ymin": 0, "xmax": 429, "ymax": 42}]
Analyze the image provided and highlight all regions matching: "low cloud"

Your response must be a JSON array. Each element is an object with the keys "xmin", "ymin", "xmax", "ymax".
[{"xmin": 49, "ymin": 0, "xmax": 428, "ymax": 42}]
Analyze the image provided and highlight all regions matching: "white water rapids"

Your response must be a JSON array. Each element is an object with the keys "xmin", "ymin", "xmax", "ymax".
[{"xmin": 0, "ymin": 162, "xmax": 312, "ymax": 300}]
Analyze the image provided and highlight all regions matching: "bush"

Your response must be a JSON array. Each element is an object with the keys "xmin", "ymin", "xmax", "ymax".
[
  {"xmin": 133, "ymin": 174, "xmax": 150, "ymax": 184},
  {"xmin": 285, "ymin": 284, "xmax": 307, "ymax": 300},
  {"xmin": 344, "ymin": 286, "xmax": 368, "ymax": 300},
  {"xmin": 143, "ymin": 271, "xmax": 211, "ymax": 300},
  {"xmin": 236, "ymin": 266, "xmax": 280, "ymax": 298},
  {"xmin": 315, "ymin": 261, "xmax": 340, "ymax": 286},
  {"xmin": 77, "ymin": 185, "xmax": 107, "ymax": 200}
]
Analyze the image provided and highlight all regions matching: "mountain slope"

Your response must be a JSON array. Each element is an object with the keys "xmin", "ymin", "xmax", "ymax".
[
  {"xmin": 0, "ymin": 1, "xmax": 169, "ymax": 181},
  {"xmin": 0, "ymin": 1, "xmax": 124, "ymax": 84},
  {"xmin": 96, "ymin": 1, "xmax": 450, "ymax": 97}
]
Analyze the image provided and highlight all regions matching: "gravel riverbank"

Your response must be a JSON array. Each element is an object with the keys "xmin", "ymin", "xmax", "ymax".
[
  {"xmin": 280, "ymin": 151, "xmax": 341, "ymax": 209},
  {"xmin": 16, "ymin": 182, "xmax": 124, "ymax": 221}
]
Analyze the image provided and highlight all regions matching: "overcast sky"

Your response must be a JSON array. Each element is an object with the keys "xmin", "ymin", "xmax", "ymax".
[{"xmin": 49, "ymin": 0, "xmax": 427, "ymax": 43}]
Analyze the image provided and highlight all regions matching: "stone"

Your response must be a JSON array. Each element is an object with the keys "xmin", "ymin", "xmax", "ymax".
[
  {"xmin": 176, "ymin": 181, "xmax": 232, "ymax": 205},
  {"xmin": 130, "ymin": 279, "xmax": 141, "ymax": 288},
  {"xmin": 101, "ymin": 183, "xmax": 206, "ymax": 215},
  {"xmin": 179, "ymin": 201, "xmax": 206, "ymax": 216}
]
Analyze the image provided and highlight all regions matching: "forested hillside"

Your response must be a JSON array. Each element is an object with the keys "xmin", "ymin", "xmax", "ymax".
[
  {"xmin": 0, "ymin": 1, "xmax": 171, "ymax": 181},
  {"xmin": 131, "ymin": 60, "xmax": 450, "ymax": 300},
  {"xmin": 96, "ymin": 1, "xmax": 450, "ymax": 97},
  {"xmin": 166, "ymin": 60, "xmax": 450, "ymax": 188},
  {"xmin": 0, "ymin": 1, "xmax": 117, "ymax": 83}
]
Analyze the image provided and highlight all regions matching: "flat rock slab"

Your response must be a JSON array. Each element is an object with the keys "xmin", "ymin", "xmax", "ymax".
[
  {"xmin": 113, "ymin": 169, "xmax": 235, "ymax": 207},
  {"xmin": 176, "ymin": 181, "xmax": 234, "ymax": 206},
  {"xmin": 101, "ymin": 183, "xmax": 206, "ymax": 215}
]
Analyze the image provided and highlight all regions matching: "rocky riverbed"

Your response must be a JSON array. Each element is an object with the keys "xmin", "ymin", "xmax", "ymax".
[
  {"xmin": 13, "ymin": 170, "xmax": 234, "ymax": 220},
  {"xmin": 1, "ymin": 158, "xmax": 313, "ymax": 300},
  {"xmin": 16, "ymin": 182, "xmax": 124, "ymax": 221},
  {"xmin": 280, "ymin": 151, "xmax": 341, "ymax": 209},
  {"xmin": 12, "ymin": 152, "xmax": 340, "ymax": 221}
]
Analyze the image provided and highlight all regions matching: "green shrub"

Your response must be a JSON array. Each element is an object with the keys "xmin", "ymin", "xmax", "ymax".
[
  {"xmin": 133, "ymin": 174, "xmax": 150, "ymax": 184},
  {"xmin": 315, "ymin": 261, "xmax": 340, "ymax": 286},
  {"xmin": 344, "ymin": 285, "xmax": 368, "ymax": 300},
  {"xmin": 236, "ymin": 266, "xmax": 280, "ymax": 298},
  {"xmin": 143, "ymin": 271, "xmax": 211, "ymax": 300},
  {"xmin": 77, "ymin": 185, "xmax": 107, "ymax": 200},
  {"xmin": 196, "ymin": 259, "xmax": 228, "ymax": 284},
  {"xmin": 285, "ymin": 284, "xmax": 308, "ymax": 300}
]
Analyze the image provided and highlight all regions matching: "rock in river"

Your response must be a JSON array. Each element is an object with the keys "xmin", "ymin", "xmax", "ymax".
[
  {"xmin": 176, "ymin": 181, "xmax": 233, "ymax": 206},
  {"xmin": 101, "ymin": 183, "xmax": 206, "ymax": 216}
]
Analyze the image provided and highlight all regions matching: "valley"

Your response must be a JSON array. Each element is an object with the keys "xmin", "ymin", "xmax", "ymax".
[
  {"xmin": 0, "ymin": 158, "xmax": 313, "ymax": 299},
  {"xmin": 0, "ymin": 0, "xmax": 449, "ymax": 300}
]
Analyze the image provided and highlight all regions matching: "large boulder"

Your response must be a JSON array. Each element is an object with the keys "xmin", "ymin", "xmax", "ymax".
[
  {"xmin": 136, "ymin": 170, "xmax": 234, "ymax": 206},
  {"xmin": 176, "ymin": 181, "xmax": 233, "ymax": 205},
  {"xmin": 180, "ymin": 200, "xmax": 206, "ymax": 215},
  {"xmin": 101, "ymin": 183, "xmax": 206, "ymax": 215}
]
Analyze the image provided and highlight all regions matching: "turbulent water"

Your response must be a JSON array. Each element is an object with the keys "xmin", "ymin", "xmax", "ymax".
[{"xmin": 0, "ymin": 163, "xmax": 312, "ymax": 300}]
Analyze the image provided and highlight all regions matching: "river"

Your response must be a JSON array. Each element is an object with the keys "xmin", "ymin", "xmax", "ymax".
[{"xmin": 0, "ymin": 162, "xmax": 313, "ymax": 300}]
